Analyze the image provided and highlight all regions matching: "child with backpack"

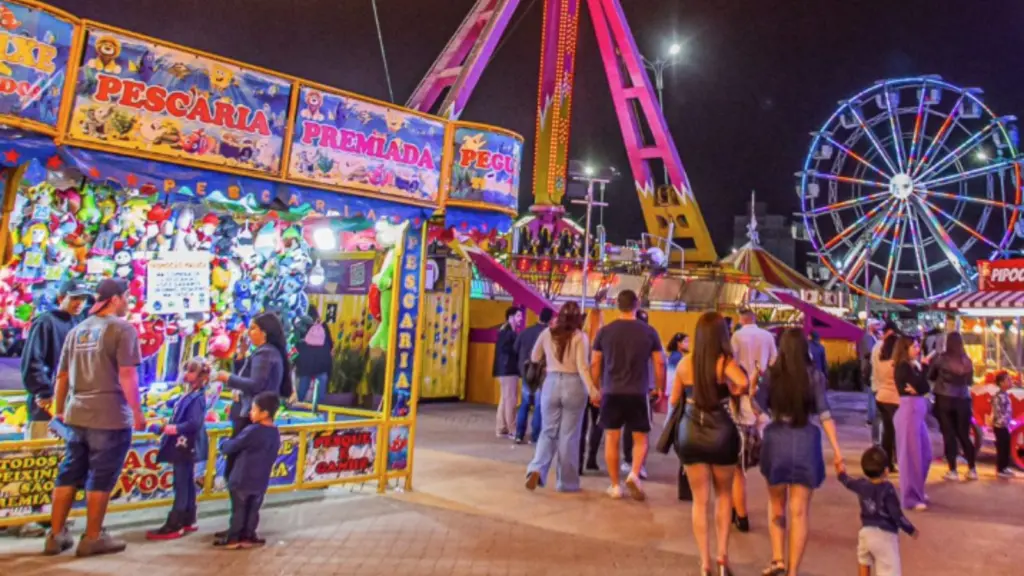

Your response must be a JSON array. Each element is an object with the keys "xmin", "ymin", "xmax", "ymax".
[
  {"xmin": 294, "ymin": 304, "xmax": 334, "ymax": 408},
  {"xmin": 146, "ymin": 358, "xmax": 211, "ymax": 540}
]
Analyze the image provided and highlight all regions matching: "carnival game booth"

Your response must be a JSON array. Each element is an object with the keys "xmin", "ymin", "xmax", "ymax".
[
  {"xmin": 933, "ymin": 258, "xmax": 1024, "ymax": 469},
  {"xmin": 0, "ymin": 0, "xmax": 520, "ymax": 526}
]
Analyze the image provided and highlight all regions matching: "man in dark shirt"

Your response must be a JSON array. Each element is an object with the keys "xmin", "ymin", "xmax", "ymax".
[
  {"xmin": 513, "ymin": 307, "xmax": 553, "ymax": 444},
  {"xmin": 808, "ymin": 331, "xmax": 828, "ymax": 376},
  {"xmin": 492, "ymin": 307, "xmax": 522, "ymax": 438},
  {"xmin": 14, "ymin": 280, "xmax": 89, "ymax": 538},
  {"xmin": 591, "ymin": 290, "xmax": 665, "ymax": 500}
]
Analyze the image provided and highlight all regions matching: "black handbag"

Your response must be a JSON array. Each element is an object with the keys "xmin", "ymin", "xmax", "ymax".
[
  {"xmin": 524, "ymin": 358, "xmax": 546, "ymax": 391},
  {"xmin": 656, "ymin": 401, "xmax": 685, "ymax": 454}
]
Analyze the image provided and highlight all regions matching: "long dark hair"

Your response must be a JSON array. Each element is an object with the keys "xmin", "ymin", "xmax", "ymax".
[
  {"xmin": 940, "ymin": 331, "xmax": 972, "ymax": 374},
  {"xmin": 879, "ymin": 333, "xmax": 899, "ymax": 361},
  {"xmin": 692, "ymin": 311, "xmax": 732, "ymax": 411},
  {"xmin": 667, "ymin": 333, "xmax": 687, "ymax": 354},
  {"xmin": 891, "ymin": 335, "xmax": 918, "ymax": 368},
  {"xmin": 550, "ymin": 302, "xmax": 583, "ymax": 363},
  {"xmin": 254, "ymin": 312, "xmax": 293, "ymax": 397},
  {"xmin": 768, "ymin": 328, "xmax": 814, "ymax": 427}
]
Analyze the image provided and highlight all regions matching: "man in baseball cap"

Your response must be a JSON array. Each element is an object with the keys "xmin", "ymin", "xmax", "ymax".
[
  {"xmin": 88, "ymin": 278, "xmax": 129, "ymax": 316},
  {"xmin": 13, "ymin": 280, "xmax": 91, "ymax": 538},
  {"xmin": 45, "ymin": 276, "xmax": 143, "ymax": 557}
]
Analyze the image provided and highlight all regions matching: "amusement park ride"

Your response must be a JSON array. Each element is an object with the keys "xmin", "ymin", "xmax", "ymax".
[{"xmin": 407, "ymin": 0, "xmax": 718, "ymax": 265}]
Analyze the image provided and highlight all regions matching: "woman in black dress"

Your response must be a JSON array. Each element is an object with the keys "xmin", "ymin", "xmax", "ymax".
[
  {"xmin": 754, "ymin": 328, "xmax": 844, "ymax": 576},
  {"xmin": 671, "ymin": 312, "xmax": 749, "ymax": 576}
]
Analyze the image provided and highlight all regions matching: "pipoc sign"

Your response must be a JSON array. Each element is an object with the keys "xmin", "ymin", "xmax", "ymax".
[{"xmin": 977, "ymin": 259, "xmax": 1024, "ymax": 291}]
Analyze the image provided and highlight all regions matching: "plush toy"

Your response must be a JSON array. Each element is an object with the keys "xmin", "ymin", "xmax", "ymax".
[
  {"xmin": 14, "ymin": 222, "xmax": 50, "ymax": 284},
  {"xmin": 77, "ymin": 187, "xmax": 102, "ymax": 234},
  {"xmin": 173, "ymin": 207, "xmax": 197, "ymax": 251},
  {"xmin": 64, "ymin": 228, "xmax": 89, "ymax": 274},
  {"xmin": 369, "ymin": 248, "xmax": 396, "ymax": 350},
  {"xmin": 91, "ymin": 216, "xmax": 121, "ymax": 257},
  {"xmin": 196, "ymin": 213, "xmax": 219, "ymax": 250}
]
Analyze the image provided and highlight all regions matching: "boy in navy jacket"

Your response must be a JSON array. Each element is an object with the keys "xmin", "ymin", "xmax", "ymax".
[
  {"xmin": 215, "ymin": 391, "xmax": 281, "ymax": 549},
  {"xmin": 146, "ymin": 359, "xmax": 210, "ymax": 540}
]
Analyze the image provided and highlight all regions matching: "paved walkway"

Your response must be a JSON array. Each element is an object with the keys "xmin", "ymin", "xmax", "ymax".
[{"xmin": 1, "ymin": 399, "xmax": 1021, "ymax": 575}]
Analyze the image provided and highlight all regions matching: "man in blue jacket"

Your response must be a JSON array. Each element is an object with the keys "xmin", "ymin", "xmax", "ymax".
[
  {"xmin": 513, "ymin": 307, "xmax": 553, "ymax": 444},
  {"xmin": 493, "ymin": 307, "xmax": 522, "ymax": 438},
  {"xmin": 13, "ymin": 280, "xmax": 89, "ymax": 538}
]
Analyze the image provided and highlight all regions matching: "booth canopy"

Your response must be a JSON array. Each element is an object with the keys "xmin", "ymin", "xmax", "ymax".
[
  {"xmin": 934, "ymin": 290, "xmax": 1024, "ymax": 310},
  {"xmin": 720, "ymin": 242, "xmax": 819, "ymax": 292}
]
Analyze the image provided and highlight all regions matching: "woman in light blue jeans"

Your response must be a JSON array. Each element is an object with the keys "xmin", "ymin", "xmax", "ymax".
[{"xmin": 525, "ymin": 302, "xmax": 600, "ymax": 492}]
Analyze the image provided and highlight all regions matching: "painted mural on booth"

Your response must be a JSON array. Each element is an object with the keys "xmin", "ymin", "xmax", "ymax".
[
  {"xmin": 68, "ymin": 28, "xmax": 292, "ymax": 175},
  {"xmin": 288, "ymin": 86, "xmax": 444, "ymax": 203},
  {"xmin": 0, "ymin": 1, "xmax": 76, "ymax": 128},
  {"xmin": 449, "ymin": 126, "xmax": 522, "ymax": 212}
]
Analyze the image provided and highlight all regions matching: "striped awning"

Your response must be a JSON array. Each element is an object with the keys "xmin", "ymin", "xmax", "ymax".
[
  {"xmin": 933, "ymin": 291, "xmax": 1024, "ymax": 310},
  {"xmin": 720, "ymin": 242, "xmax": 820, "ymax": 292}
]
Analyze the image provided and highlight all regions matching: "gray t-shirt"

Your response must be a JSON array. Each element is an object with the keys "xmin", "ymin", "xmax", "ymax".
[
  {"xmin": 593, "ymin": 319, "xmax": 662, "ymax": 396},
  {"xmin": 59, "ymin": 315, "xmax": 142, "ymax": 430}
]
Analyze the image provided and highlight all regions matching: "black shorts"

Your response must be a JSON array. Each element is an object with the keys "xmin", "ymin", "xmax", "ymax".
[{"xmin": 599, "ymin": 394, "xmax": 651, "ymax": 433}]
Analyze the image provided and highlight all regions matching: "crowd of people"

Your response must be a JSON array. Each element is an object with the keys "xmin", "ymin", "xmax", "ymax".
[
  {"xmin": 12, "ymin": 278, "xmax": 301, "ymax": 555},
  {"xmin": 493, "ymin": 296, "xmax": 1019, "ymax": 576}
]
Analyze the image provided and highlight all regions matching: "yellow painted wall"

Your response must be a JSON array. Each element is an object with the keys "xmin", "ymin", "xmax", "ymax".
[
  {"xmin": 823, "ymin": 339, "xmax": 857, "ymax": 365},
  {"xmin": 419, "ymin": 260, "xmax": 472, "ymax": 400},
  {"xmin": 465, "ymin": 299, "xmax": 515, "ymax": 404}
]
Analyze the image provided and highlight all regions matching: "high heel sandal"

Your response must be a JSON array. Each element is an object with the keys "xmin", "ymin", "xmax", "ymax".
[
  {"xmin": 717, "ymin": 559, "xmax": 734, "ymax": 576},
  {"xmin": 762, "ymin": 560, "xmax": 786, "ymax": 576}
]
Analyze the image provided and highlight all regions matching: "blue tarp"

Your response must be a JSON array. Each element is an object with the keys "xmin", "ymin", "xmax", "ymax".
[{"xmin": 444, "ymin": 206, "xmax": 513, "ymax": 235}]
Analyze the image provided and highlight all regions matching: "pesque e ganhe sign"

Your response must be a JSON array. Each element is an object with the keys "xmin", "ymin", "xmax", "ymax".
[{"xmin": 977, "ymin": 259, "xmax": 1024, "ymax": 291}]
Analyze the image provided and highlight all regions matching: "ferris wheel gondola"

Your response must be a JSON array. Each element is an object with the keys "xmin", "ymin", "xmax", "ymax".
[{"xmin": 798, "ymin": 76, "xmax": 1023, "ymax": 304}]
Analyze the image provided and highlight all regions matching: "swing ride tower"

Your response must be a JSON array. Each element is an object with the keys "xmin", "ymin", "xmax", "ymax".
[{"xmin": 406, "ymin": 0, "xmax": 718, "ymax": 264}]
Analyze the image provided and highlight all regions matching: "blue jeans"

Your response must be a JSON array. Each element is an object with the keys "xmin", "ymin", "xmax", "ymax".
[
  {"xmin": 172, "ymin": 461, "xmax": 197, "ymax": 518},
  {"xmin": 55, "ymin": 426, "xmax": 132, "ymax": 493},
  {"xmin": 515, "ymin": 381, "xmax": 542, "ymax": 442},
  {"xmin": 526, "ymin": 373, "xmax": 587, "ymax": 491},
  {"xmin": 228, "ymin": 490, "xmax": 264, "ymax": 540},
  {"xmin": 297, "ymin": 373, "xmax": 329, "ymax": 404}
]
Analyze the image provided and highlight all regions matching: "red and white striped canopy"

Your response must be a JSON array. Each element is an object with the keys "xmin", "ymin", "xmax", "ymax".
[{"xmin": 933, "ymin": 291, "xmax": 1024, "ymax": 310}]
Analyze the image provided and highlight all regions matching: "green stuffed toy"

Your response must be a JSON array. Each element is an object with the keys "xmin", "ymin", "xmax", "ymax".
[{"xmin": 369, "ymin": 248, "xmax": 396, "ymax": 350}]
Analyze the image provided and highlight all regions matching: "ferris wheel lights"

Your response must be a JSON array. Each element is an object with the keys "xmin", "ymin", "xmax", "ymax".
[{"xmin": 975, "ymin": 150, "xmax": 990, "ymax": 162}]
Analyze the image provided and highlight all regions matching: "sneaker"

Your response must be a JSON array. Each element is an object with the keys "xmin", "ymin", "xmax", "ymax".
[
  {"xmin": 183, "ymin": 524, "xmax": 199, "ymax": 534},
  {"xmin": 911, "ymin": 503, "xmax": 928, "ymax": 511},
  {"xmin": 14, "ymin": 522, "xmax": 46, "ymax": 538},
  {"xmin": 43, "ymin": 528, "xmax": 74, "ymax": 555},
  {"xmin": 942, "ymin": 470, "xmax": 960, "ymax": 482},
  {"xmin": 966, "ymin": 468, "xmax": 979, "ymax": 481},
  {"xmin": 76, "ymin": 530, "xmax": 127, "ymax": 557},
  {"xmin": 606, "ymin": 484, "xmax": 623, "ymax": 499},
  {"xmin": 638, "ymin": 466, "xmax": 649, "ymax": 481},
  {"xmin": 525, "ymin": 471, "xmax": 541, "ymax": 491},
  {"xmin": 495, "ymin": 431, "xmax": 509, "ymax": 438},
  {"xmin": 997, "ymin": 469, "xmax": 1023, "ymax": 479},
  {"xmin": 214, "ymin": 529, "xmax": 228, "ymax": 539},
  {"xmin": 621, "ymin": 462, "xmax": 632, "ymax": 474},
  {"xmin": 215, "ymin": 538, "xmax": 250, "ymax": 550},
  {"xmin": 145, "ymin": 524, "xmax": 185, "ymax": 541},
  {"xmin": 514, "ymin": 436, "xmax": 525, "ymax": 445},
  {"xmin": 245, "ymin": 535, "xmax": 266, "ymax": 547},
  {"xmin": 624, "ymin": 473, "xmax": 646, "ymax": 501}
]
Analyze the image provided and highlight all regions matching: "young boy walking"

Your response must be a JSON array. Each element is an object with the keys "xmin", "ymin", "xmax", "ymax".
[
  {"xmin": 215, "ymin": 391, "xmax": 281, "ymax": 549},
  {"xmin": 838, "ymin": 446, "xmax": 919, "ymax": 576},
  {"xmin": 147, "ymin": 359, "xmax": 211, "ymax": 540},
  {"xmin": 992, "ymin": 372, "xmax": 1022, "ymax": 479}
]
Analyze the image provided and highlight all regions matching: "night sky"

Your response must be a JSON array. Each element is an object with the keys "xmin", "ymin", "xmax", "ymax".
[{"xmin": 47, "ymin": 0, "xmax": 1024, "ymax": 259}]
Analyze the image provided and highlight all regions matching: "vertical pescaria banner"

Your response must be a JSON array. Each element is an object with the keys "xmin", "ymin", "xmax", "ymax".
[
  {"xmin": 287, "ymin": 85, "xmax": 445, "ymax": 204},
  {"xmin": 66, "ymin": 26, "xmax": 292, "ymax": 176},
  {"xmin": 0, "ymin": 1, "xmax": 76, "ymax": 130},
  {"xmin": 389, "ymin": 220, "xmax": 424, "ymax": 420}
]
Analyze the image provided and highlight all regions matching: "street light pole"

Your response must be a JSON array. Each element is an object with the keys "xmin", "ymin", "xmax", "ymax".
[
  {"xmin": 572, "ymin": 176, "xmax": 609, "ymax": 308},
  {"xmin": 642, "ymin": 43, "xmax": 682, "ymax": 186}
]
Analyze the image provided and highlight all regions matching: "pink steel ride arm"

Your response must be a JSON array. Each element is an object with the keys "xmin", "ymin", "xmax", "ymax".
[{"xmin": 406, "ymin": 0, "xmax": 522, "ymax": 119}]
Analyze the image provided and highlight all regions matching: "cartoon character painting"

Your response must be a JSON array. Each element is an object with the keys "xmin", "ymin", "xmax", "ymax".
[
  {"xmin": 87, "ymin": 35, "xmax": 122, "ymax": 74},
  {"xmin": 300, "ymin": 90, "xmax": 325, "ymax": 122}
]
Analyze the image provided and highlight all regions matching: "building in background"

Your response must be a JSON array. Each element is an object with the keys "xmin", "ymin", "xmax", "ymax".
[{"xmin": 732, "ymin": 198, "xmax": 795, "ymax": 268}]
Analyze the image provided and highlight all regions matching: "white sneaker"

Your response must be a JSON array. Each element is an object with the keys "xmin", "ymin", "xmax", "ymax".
[
  {"xmin": 998, "ymin": 469, "xmax": 1023, "ymax": 479},
  {"xmin": 639, "ymin": 466, "xmax": 648, "ymax": 480},
  {"xmin": 625, "ymin": 473, "xmax": 646, "ymax": 501},
  {"xmin": 912, "ymin": 503, "xmax": 928, "ymax": 511},
  {"xmin": 606, "ymin": 484, "xmax": 623, "ymax": 499},
  {"xmin": 942, "ymin": 470, "xmax": 960, "ymax": 482},
  {"xmin": 620, "ymin": 462, "xmax": 632, "ymax": 474},
  {"xmin": 966, "ymin": 468, "xmax": 979, "ymax": 481}
]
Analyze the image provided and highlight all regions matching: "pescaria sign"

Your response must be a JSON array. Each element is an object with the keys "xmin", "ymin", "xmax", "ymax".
[
  {"xmin": 287, "ymin": 85, "xmax": 445, "ymax": 204},
  {"xmin": 0, "ymin": 1, "xmax": 76, "ymax": 129},
  {"xmin": 67, "ymin": 26, "xmax": 292, "ymax": 176}
]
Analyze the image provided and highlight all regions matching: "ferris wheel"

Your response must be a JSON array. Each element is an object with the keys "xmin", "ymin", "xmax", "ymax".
[{"xmin": 798, "ymin": 76, "xmax": 1023, "ymax": 304}]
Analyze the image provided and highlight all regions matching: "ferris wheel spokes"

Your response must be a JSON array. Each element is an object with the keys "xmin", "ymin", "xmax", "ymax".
[
  {"xmin": 916, "ymin": 197, "xmax": 1004, "ymax": 250},
  {"xmin": 822, "ymin": 197, "xmax": 897, "ymax": 251},
  {"xmin": 808, "ymin": 171, "xmax": 890, "ymax": 190},
  {"xmin": 882, "ymin": 201, "xmax": 908, "ymax": 297},
  {"xmin": 918, "ymin": 188, "xmax": 1020, "ymax": 210},
  {"xmin": 908, "ymin": 195, "xmax": 975, "ymax": 284},
  {"xmin": 910, "ymin": 92, "xmax": 968, "ymax": 178},
  {"xmin": 883, "ymin": 88, "xmax": 907, "ymax": 173},
  {"xmin": 807, "ymin": 191, "xmax": 889, "ymax": 216},
  {"xmin": 819, "ymin": 133, "xmax": 892, "ymax": 179},
  {"xmin": 839, "ymin": 200, "xmax": 902, "ymax": 279},
  {"xmin": 915, "ymin": 118, "xmax": 1000, "ymax": 182},
  {"xmin": 919, "ymin": 157, "xmax": 1020, "ymax": 189},
  {"xmin": 905, "ymin": 202, "xmax": 935, "ymax": 298},
  {"xmin": 905, "ymin": 85, "xmax": 931, "ymax": 172},
  {"xmin": 844, "ymin": 102, "xmax": 901, "ymax": 175}
]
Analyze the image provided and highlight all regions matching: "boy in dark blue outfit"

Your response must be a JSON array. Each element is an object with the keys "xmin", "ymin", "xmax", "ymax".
[
  {"xmin": 215, "ymin": 391, "xmax": 281, "ymax": 550},
  {"xmin": 837, "ymin": 446, "xmax": 918, "ymax": 576},
  {"xmin": 147, "ymin": 359, "xmax": 210, "ymax": 540}
]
